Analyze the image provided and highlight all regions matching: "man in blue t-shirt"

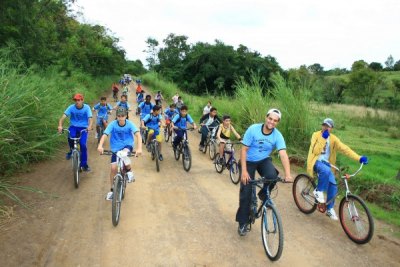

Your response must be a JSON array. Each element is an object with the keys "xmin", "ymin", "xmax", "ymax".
[
  {"xmin": 236, "ymin": 108, "xmax": 293, "ymax": 236},
  {"xmin": 141, "ymin": 105, "xmax": 164, "ymax": 161},
  {"xmin": 93, "ymin": 96, "xmax": 113, "ymax": 138},
  {"xmin": 98, "ymin": 107, "xmax": 142, "ymax": 201},
  {"xmin": 170, "ymin": 105, "xmax": 197, "ymax": 148},
  {"xmin": 58, "ymin": 93, "xmax": 93, "ymax": 171},
  {"xmin": 138, "ymin": 95, "xmax": 155, "ymax": 121}
]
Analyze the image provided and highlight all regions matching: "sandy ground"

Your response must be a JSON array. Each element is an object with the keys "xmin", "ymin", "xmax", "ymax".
[{"xmin": 0, "ymin": 84, "xmax": 399, "ymax": 267}]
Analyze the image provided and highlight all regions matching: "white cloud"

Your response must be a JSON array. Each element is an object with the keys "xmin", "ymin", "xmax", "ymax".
[{"xmin": 73, "ymin": 0, "xmax": 400, "ymax": 70}]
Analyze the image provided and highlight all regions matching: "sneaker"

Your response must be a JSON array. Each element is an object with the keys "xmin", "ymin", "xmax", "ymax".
[
  {"xmin": 326, "ymin": 208, "xmax": 338, "ymax": 221},
  {"xmin": 199, "ymin": 145, "xmax": 204, "ymax": 151},
  {"xmin": 238, "ymin": 223, "xmax": 249, "ymax": 236},
  {"xmin": 313, "ymin": 189, "xmax": 325, "ymax": 204},
  {"xmin": 105, "ymin": 191, "xmax": 113, "ymax": 201},
  {"xmin": 81, "ymin": 165, "xmax": 91, "ymax": 172},
  {"xmin": 127, "ymin": 171, "xmax": 135, "ymax": 183},
  {"xmin": 159, "ymin": 154, "xmax": 163, "ymax": 161},
  {"xmin": 218, "ymin": 158, "xmax": 224, "ymax": 165},
  {"xmin": 65, "ymin": 152, "xmax": 72, "ymax": 160}
]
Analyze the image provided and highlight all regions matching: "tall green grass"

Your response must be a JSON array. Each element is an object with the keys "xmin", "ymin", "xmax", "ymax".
[{"xmin": 0, "ymin": 50, "xmax": 117, "ymax": 209}]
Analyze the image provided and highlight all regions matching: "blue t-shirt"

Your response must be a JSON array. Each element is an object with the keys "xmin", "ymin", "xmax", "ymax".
[
  {"xmin": 139, "ymin": 101, "xmax": 154, "ymax": 119},
  {"xmin": 64, "ymin": 104, "xmax": 92, "ymax": 128},
  {"xmin": 164, "ymin": 108, "xmax": 178, "ymax": 120},
  {"xmin": 104, "ymin": 120, "xmax": 139, "ymax": 152},
  {"xmin": 116, "ymin": 101, "xmax": 130, "ymax": 109},
  {"xmin": 172, "ymin": 114, "xmax": 194, "ymax": 129},
  {"xmin": 242, "ymin": 123, "xmax": 286, "ymax": 162},
  {"xmin": 93, "ymin": 103, "xmax": 112, "ymax": 123},
  {"xmin": 143, "ymin": 113, "xmax": 162, "ymax": 130}
]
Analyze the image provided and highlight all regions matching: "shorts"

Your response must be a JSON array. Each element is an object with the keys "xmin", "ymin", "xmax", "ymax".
[
  {"xmin": 219, "ymin": 138, "xmax": 230, "ymax": 144},
  {"xmin": 148, "ymin": 129, "xmax": 163, "ymax": 142},
  {"xmin": 111, "ymin": 145, "xmax": 133, "ymax": 163}
]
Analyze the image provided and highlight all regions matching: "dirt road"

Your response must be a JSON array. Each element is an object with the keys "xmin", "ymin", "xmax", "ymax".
[{"xmin": 0, "ymin": 84, "xmax": 399, "ymax": 266}]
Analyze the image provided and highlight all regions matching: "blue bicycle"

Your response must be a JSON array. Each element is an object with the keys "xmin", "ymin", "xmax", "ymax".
[{"xmin": 214, "ymin": 141, "xmax": 241, "ymax": 184}]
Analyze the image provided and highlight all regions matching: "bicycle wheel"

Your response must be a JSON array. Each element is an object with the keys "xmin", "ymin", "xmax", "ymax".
[
  {"xmin": 151, "ymin": 143, "xmax": 155, "ymax": 160},
  {"xmin": 292, "ymin": 174, "xmax": 317, "ymax": 214},
  {"xmin": 72, "ymin": 150, "xmax": 80, "ymax": 189},
  {"xmin": 214, "ymin": 153, "xmax": 224, "ymax": 173},
  {"xmin": 229, "ymin": 159, "xmax": 240, "ymax": 184},
  {"xmin": 182, "ymin": 145, "xmax": 192, "ymax": 172},
  {"xmin": 141, "ymin": 129, "xmax": 147, "ymax": 144},
  {"xmin": 155, "ymin": 143, "xmax": 160, "ymax": 172},
  {"xmin": 261, "ymin": 205, "xmax": 284, "ymax": 261},
  {"xmin": 164, "ymin": 128, "xmax": 170, "ymax": 142},
  {"xmin": 202, "ymin": 140, "xmax": 208, "ymax": 154},
  {"xmin": 112, "ymin": 174, "xmax": 123, "ymax": 226},
  {"xmin": 339, "ymin": 194, "xmax": 374, "ymax": 244},
  {"xmin": 208, "ymin": 141, "xmax": 216, "ymax": 160},
  {"xmin": 174, "ymin": 143, "xmax": 181, "ymax": 160},
  {"xmin": 171, "ymin": 131, "xmax": 176, "ymax": 146},
  {"xmin": 121, "ymin": 174, "xmax": 127, "ymax": 200}
]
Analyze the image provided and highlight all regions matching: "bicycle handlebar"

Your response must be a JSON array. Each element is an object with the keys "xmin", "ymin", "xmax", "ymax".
[
  {"xmin": 101, "ymin": 150, "xmax": 136, "ymax": 157},
  {"xmin": 173, "ymin": 127, "xmax": 195, "ymax": 131},
  {"xmin": 61, "ymin": 128, "xmax": 87, "ymax": 139},
  {"xmin": 248, "ymin": 176, "xmax": 290, "ymax": 185},
  {"xmin": 321, "ymin": 160, "xmax": 364, "ymax": 179}
]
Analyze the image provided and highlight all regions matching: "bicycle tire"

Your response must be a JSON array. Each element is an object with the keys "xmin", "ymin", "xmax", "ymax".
[
  {"xmin": 261, "ymin": 204, "xmax": 284, "ymax": 261},
  {"xmin": 339, "ymin": 194, "xmax": 374, "ymax": 244},
  {"xmin": 112, "ymin": 174, "xmax": 123, "ymax": 226},
  {"xmin": 151, "ymin": 143, "xmax": 155, "ymax": 161},
  {"xmin": 182, "ymin": 145, "xmax": 192, "ymax": 172},
  {"xmin": 208, "ymin": 141, "xmax": 216, "ymax": 160},
  {"xmin": 174, "ymin": 144, "xmax": 181, "ymax": 160},
  {"xmin": 164, "ymin": 129, "xmax": 170, "ymax": 142},
  {"xmin": 72, "ymin": 150, "xmax": 80, "ymax": 189},
  {"xmin": 229, "ymin": 159, "xmax": 240, "ymax": 184},
  {"xmin": 202, "ymin": 141, "xmax": 207, "ymax": 154},
  {"xmin": 214, "ymin": 153, "xmax": 224, "ymax": 173},
  {"xmin": 121, "ymin": 173, "xmax": 127, "ymax": 200},
  {"xmin": 292, "ymin": 174, "xmax": 317, "ymax": 214},
  {"xmin": 155, "ymin": 142, "xmax": 160, "ymax": 172}
]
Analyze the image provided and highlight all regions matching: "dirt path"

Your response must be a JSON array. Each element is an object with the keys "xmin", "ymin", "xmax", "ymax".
[{"xmin": 0, "ymin": 84, "xmax": 399, "ymax": 266}]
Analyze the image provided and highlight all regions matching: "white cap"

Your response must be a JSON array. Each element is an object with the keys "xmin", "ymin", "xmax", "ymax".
[
  {"xmin": 267, "ymin": 108, "xmax": 282, "ymax": 120},
  {"xmin": 322, "ymin": 118, "xmax": 334, "ymax": 128}
]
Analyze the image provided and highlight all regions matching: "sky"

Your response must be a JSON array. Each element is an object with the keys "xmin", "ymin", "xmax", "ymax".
[{"xmin": 71, "ymin": 0, "xmax": 400, "ymax": 70}]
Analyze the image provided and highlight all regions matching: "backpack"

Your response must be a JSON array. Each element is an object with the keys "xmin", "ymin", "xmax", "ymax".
[{"xmin": 144, "ymin": 114, "xmax": 160, "ymax": 126}]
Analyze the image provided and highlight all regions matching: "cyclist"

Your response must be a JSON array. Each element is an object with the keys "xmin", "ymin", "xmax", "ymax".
[
  {"xmin": 93, "ymin": 96, "xmax": 113, "ymax": 139},
  {"xmin": 112, "ymin": 83, "xmax": 119, "ymax": 100},
  {"xmin": 154, "ymin": 91, "xmax": 164, "ymax": 106},
  {"xmin": 164, "ymin": 103, "xmax": 178, "ymax": 135},
  {"xmin": 172, "ymin": 92, "xmax": 179, "ymax": 104},
  {"xmin": 122, "ymin": 85, "xmax": 129, "ymax": 100},
  {"xmin": 203, "ymin": 101, "xmax": 212, "ymax": 115},
  {"xmin": 57, "ymin": 93, "xmax": 93, "ymax": 172},
  {"xmin": 216, "ymin": 115, "xmax": 241, "ymax": 164},
  {"xmin": 114, "ymin": 95, "xmax": 130, "ymax": 117},
  {"xmin": 138, "ymin": 95, "xmax": 155, "ymax": 121},
  {"xmin": 171, "ymin": 105, "xmax": 197, "ymax": 148},
  {"xmin": 97, "ymin": 107, "xmax": 142, "ymax": 200},
  {"xmin": 175, "ymin": 96, "xmax": 184, "ymax": 112},
  {"xmin": 236, "ymin": 108, "xmax": 292, "ymax": 236},
  {"xmin": 198, "ymin": 107, "xmax": 220, "ymax": 151},
  {"xmin": 136, "ymin": 83, "xmax": 142, "ymax": 96},
  {"xmin": 141, "ymin": 105, "xmax": 164, "ymax": 161},
  {"xmin": 307, "ymin": 118, "xmax": 369, "ymax": 220}
]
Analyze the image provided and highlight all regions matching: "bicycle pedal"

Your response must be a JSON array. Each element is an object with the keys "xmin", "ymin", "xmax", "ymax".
[{"xmin": 317, "ymin": 203, "xmax": 327, "ymax": 213}]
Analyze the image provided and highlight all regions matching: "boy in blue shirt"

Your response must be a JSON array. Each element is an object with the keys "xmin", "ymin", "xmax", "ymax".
[
  {"xmin": 114, "ymin": 94, "xmax": 130, "ymax": 118},
  {"xmin": 58, "ymin": 93, "xmax": 93, "ymax": 171},
  {"xmin": 141, "ymin": 105, "xmax": 164, "ymax": 161},
  {"xmin": 93, "ymin": 96, "xmax": 113, "ymax": 139},
  {"xmin": 236, "ymin": 108, "xmax": 292, "ymax": 236},
  {"xmin": 97, "ymin": 107, "xmax": 142, "ymax": 200},
  {"xmin": 164, "ymin": 103, "xmax": 178, "ymax": 136},
  {"xmin": 170, "ymin": 105, "xmax": 197, "ymax": 148},
  {"xmin": 138, "ymin": 95, "xmax": 155, "ymax": 121}
]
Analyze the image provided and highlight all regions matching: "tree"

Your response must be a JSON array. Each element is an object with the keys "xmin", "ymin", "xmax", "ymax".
[
  {"xmin": 348, "ymin": 64, "xmax": 380, "ymax": 106},
  {"xmin": 369, "ymin": 62, "xmax": 383, "ymax": 71},
  {"xmin": 351, "ymin": 60, "xmax": 369, "ymax": 72},
  {"xmin": 385, "ymin": 55, "xmax": 394, "ymax": 70},
  {"xmin": 394, "ymin": 60, "xmax": 400, "ymax": 71},
  {"xmin": 144, "ymin": 37, "xmax": 159, "ymax": 70},
  {"xmin": 308, "ymin": 63, "xmax": 324, "ymax": 75}
]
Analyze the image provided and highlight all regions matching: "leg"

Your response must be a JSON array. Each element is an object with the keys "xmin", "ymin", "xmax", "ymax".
[
  {"xmin": 236, "ymin": 161, "xmax": 257, "ymax": 224},
  {"xmin": 199, "ymin": 125, "xmax": 208, "ymax": 146},
  {"xmin": 314, "ymin": 161, "xmax": 331, "ymax": 192},
  {"xmin": 326, "ymin": 182, "xmax": 338, "ymax": 210},
  {"xmin": 173, "ymin": 130, "xmax": 183, "ymax": 147},
  {"xmin": 79, "ymin": 130, "xmax": 88, "ymax": 167},
  {"xmin": 110, "ymin": 163, "xmax": 117, "ymax": 187},
  {"xmin": 219, "ymin": 142, "xmax": 225, "ymax": 157},
  {"xmin": 256, "ymin": 157, "xmax": 278, "ymax": 193}
]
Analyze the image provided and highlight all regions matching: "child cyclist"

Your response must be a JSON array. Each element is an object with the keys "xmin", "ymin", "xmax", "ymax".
[
  {"xmin": 216, "ymin": 115, "xmax": 241, "ymax": 164},
  {"xmin": 57, "ymin": 93, "xmax": 93, "ymax": 171},
  {"xmin": 93, "ymin": 97, "xmax": 113, "ymax": 138},
  {"xmin": 141, "ymin": 105, "xmax": 164, "ymax": 161},
  {"xmin": 171, "ymin": 105, "xmax": 197, "ymax": 148},
  {"xmin": 138, "ymin": 95, "xmax": 155, "ymax": 121},
  {"xmin": 164, "ymin": 103, "xmax": 178, "ymax": 135},
  {"xmin": 114, "ymin": 94, "xmax": 130, "ymax": 118},
  {"xmin": 97, "ymin": 107, "xmax": 142, "ymax": 201}
]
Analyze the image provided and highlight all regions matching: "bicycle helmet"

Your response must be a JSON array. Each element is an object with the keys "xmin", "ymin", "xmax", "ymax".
[
  {"xmin": 267, "ymin": 108, "xmax": 282, "ymax": 120},
  {"xmin": 116, "ymin": 107, "xmax": 127, "ymax": 116}
]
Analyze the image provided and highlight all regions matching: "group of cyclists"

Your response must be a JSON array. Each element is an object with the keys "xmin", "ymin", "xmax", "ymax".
[{"xmin": 58, "ymin": 76, "xmax": 369, "ymax": 237}]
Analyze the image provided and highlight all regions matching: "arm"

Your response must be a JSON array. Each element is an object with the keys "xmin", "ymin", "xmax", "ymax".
[
  {"xmin": 216, "ymin": 126, "xmax": 222, "ymax": 142},
  {"xmin": 278, "ymin": 149, "xmax": 292, "ymax": 182},
  {"xmin": 230, "ymin": 125, "xmax": 241, "ymax": 139},
  {"xmin": 309, "ymin": 131, "xmax": 327, "ymax": 156},
  {"xmin": 58, "ymin": 114, "xmax": 67, "ymax": 133},
  {"xmin": 335, "ymin": 137, "xmax": 361, "ymax": 161},
  {"xmin": 134, "ymin": 131, "xmax": 142, "ymax": 156},
  {"xmin": 87, "ymin": 117, "xmax": 93, "ymax": 131},
  {"xmin": 240, "ymin": 146, "xmax": 250, "ymax": 185},
  {"xmin": 97, "ymin": 134, "xmax": 108, "ymax": 154}
]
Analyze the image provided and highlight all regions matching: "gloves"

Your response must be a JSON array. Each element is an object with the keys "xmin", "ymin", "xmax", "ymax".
[
  {"xmin": 359, "ymin": 156, "xmax": 368, "ymax": 165},
  {"xmin": 322, "ymin": 129, "xmax": 330, "ymax": 139}
]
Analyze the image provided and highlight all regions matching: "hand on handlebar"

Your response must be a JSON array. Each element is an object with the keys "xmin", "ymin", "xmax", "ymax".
[
  {"xmin": 97, "ymin": 146, "xmax": 104, "ymax": 154},
  {"xmin": 57, "ymin": 126, "xmax": 63, "ymax": 134}
]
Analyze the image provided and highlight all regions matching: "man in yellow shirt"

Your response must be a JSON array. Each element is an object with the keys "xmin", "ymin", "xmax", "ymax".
[{"xmin": 307, "ymin": 118, "xmax": 368, "ymax": 220}]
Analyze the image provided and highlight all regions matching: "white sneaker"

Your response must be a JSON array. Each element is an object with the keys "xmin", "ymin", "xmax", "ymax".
[
  {"xmin": 127, "ymin": 171, "xmax": 134, "ymax": 183},
  {"xmin": 105, "ymin": 191, "xmax": 113, "ymax": 201},
  {"xmin": 313, "ymin": 189, "xmax": 325, "ymax": 203},
  {"xmin": 95, "ymin": 132, "xmax": 99, "ymax": 139},
  {"xmin": 326, "ymin": 208, "xmax": 338, "ymax": 221}
]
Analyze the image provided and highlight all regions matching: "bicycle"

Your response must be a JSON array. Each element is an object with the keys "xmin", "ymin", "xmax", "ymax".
[
  {"xmin": 173, "ymin": 127, "xmax": 194, "ymax": 172},
  {"xmin": 140, "ymin": 125, "xmax": 148, "ymax": 144},
  {"xmin": 112, "ymin": 91, "xmax": 118, "ymax": 102},
  {"xmin": 101, "ymin": 150, "xmax": 136, "ymax": 226},
  {"xmin": 147, "ymin": 129, "xmax": 161, "ymax": 172},
  {"xmin": 200, "ymin": 125, "xmax": 219, "ymax": 160},
  {"xmin": 62, "ymin": 128, "xmax": 87, "ymax": 189},
  {"xmin": 164, "ymin": 122, "xmax": 173, "ymax": 143},
  {"xmin": 292, "ymin": 161, "xmax": 374, "ymax": 244},
  {"xmin": 95, "ymin": 114, "xmax": 109, "ymax": 145},
  {"xmin": 247, "ymin": 176, "xmax": 288, "ymax": 261},
  {"xmin": 214, "ymin": 141, "xmax": 241, "ymax": 184}
]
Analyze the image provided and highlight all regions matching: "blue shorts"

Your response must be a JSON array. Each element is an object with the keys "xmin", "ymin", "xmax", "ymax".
[{"xmin": 111, "ymin": 145, "xmax": 133, "ymax": 163}]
